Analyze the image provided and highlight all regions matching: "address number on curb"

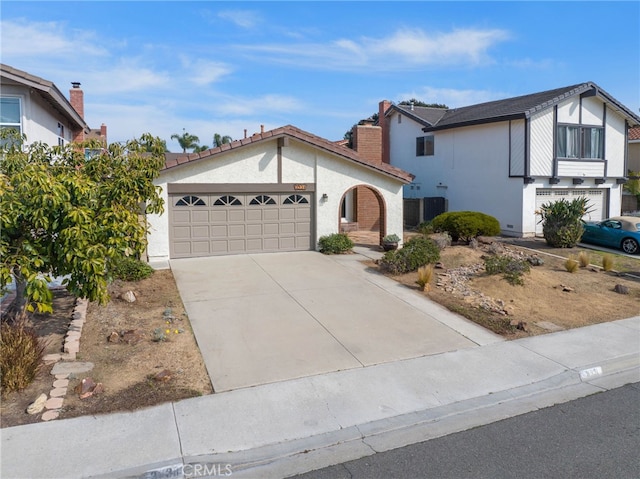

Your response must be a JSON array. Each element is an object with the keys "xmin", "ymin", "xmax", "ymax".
[{"xmin": 579, "ymin": 366, "xmax": 603, "ymax": 381}]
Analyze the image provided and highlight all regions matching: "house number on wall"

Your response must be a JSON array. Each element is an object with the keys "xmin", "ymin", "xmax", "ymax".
[{"xmin": 294, "ymin": 184, "xmax": 306, "ymax": 190}]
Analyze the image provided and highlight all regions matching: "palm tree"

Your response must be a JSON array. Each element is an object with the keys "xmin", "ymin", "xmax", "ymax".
[
  {"xmin": 213, "ymin": 133, "xmax": 232, "ymax": 148},
  {"xmin": 193, "ymin": 145, "xmax": 210, "ymax": 153},
  {"xmin": 171, "ymin": 130, "xmax": 201, "ymax": 153}
]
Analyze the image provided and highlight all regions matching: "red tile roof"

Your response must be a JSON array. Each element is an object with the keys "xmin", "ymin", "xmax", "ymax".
[
  {"xmin": 162, "ymin": 124, "xmax": 414, "ymax": 183},
  {"xmin": 629, "ymin": 126, "xmax": 640, "ymax": 141}
]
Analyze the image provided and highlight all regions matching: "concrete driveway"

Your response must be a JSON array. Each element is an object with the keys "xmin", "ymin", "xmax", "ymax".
[{"xmin": 170, "ymin": 250, "xmax": 501, "ymax": 392}]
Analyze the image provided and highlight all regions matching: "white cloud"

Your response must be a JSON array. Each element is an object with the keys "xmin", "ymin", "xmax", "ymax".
[
  {"xmin": 215, "ymin": 94, "xmax": 304, "ymax": 116},
  {"xmin": 0, "ymin": 19, "xmax": 108, "ymax": 59},
  {"xmin": 236, "ymin": 26, "xmax": 510, "ymax": 70},
  {"xmin": 217, "ymin": 9, "xmax": 261, "ymax": 29},
  {"xmin": 398, "ymin": 86, "xmax": 511, "ymax": 108},
  {"xmin": 179, "ymin": 57, "xmax": 233, "ymax": 86}
]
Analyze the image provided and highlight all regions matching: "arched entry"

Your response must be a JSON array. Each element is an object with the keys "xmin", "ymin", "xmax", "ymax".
[{"xmin": 338, "ymin": 185, "xmax": 387, "ymax": 245}]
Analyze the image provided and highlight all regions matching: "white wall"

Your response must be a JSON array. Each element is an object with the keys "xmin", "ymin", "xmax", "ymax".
[
  {"xmin": 387, "ymin": 111, "xmax": 437, "ymax": 198},
  {"xmin": 1, "ymin": 84, "xmax": 73, "ymax": 146},
  {"xmin": 147, "ymin": 137, "xmax": 405, "ymax": 261},
  {"xmin": 436, "ymin": 123, "xmax": 526, "ymax": 236}
]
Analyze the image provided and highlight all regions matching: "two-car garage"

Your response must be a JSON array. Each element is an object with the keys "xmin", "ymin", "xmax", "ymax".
[{"xmin": 169, "ymin": 191, "xmax": 313, "ymax": 258}]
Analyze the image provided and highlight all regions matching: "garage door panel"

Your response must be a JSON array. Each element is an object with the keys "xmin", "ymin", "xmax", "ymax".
[
  {"xmin": 170, "ymin": 191, "xmax": 312, "ymax": 258},
  {"xmin": 280, "ymin": 223, "xmax": 295, "ymax": 234},
  {"xmin": 280, "ymin": 209, "xmax": 295, "ymax": 220},
  {"xmin": 228, "ymin": 210, "xmax": 246, "ymax": 221},
  {"xmin": 263, "ymin": 209, "xmax": 279, "ymax": 220},
  {"xmin": 191, "ymin": 211, "xmax": 209, "ymax": 223},
  {"xmin": 263, "ymin": 238, "xmax": 280, "ymax": 250},
  {"xmin": 173, "ymin": 226, "xmax": 191, "ymax": 239},
  {"xmin": 192, "ymin": 242, "xmax": 210, "ymax": 254},
  {"xmin": 211, "ymin": 225, "xmax": 227, "ymax": 237},
  {"xmin": 297, "ymin": 222, "xmax": 311, "ymax": 234},
  {"xmin": 192, "ymin": 226, "xmax": 209, "ymax": 238},
  {"xmin": 228, "ymin": 224, "xmax": 246, "ymax": 236},
  {"xmin": 264, "ymin": 223, "xmax": 280, "ymax": 235},
  {"xmin": 173, "ymin": 210, "xmax": 191, "ymax": 223},
  {"xmin": 211, "ymin": 210, "xmax": 227, "ymax": 222},
  {"xmin": 247, "ymin": 224, "xmax": 263, "ymax": 236}
]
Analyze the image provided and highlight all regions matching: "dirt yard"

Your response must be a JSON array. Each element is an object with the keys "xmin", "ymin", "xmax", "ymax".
[
  {"xmin": 1, "ymin": 237, "xmax": 638, "ymax": 427},
  {"xmin": 0, "ymin": 270, "xmax": 212, "ymax": 428}
]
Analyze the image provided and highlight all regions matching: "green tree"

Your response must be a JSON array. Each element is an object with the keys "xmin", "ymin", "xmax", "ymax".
[
  {"xmin": 399, "ymin": 99, "xmax": 448, "ymax": 109},
  {"xmin": 213, "ymin": 133, "xmax": 232, "ymax": 147},
  {"xmin": 193, "ymin": 145, "xmax": 210, "ymax": 153},
  {"xmin": 0, "ymin": 129, "xmax": 165, "ymax": 320},
  {"xmin": 170, "ymin": 130, "xmax": 200, "ymax": 153}
]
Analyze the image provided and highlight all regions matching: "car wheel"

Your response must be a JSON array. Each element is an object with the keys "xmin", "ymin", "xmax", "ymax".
[{"xmin": 621, "ymin": 238, "xmax": 639, "ymax": 254}]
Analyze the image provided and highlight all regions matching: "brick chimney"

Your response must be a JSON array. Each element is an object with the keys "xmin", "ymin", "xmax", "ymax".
[
  {"xmin": 352, "ymin": 123, "xmax": 382, "ymax": 164},
  {"xmin": 70, "ymin": 82, "xmax": 84, "ymax": 119},
  {"xmin": 379, "ymin": 100, "xmax": 392, "ymax": 164}
]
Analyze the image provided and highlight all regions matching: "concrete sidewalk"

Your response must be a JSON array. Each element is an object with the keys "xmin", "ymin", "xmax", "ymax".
[
  {"xmin": 1, "ymin": 317, "xmax": 638, "ymax": 479},
  {"xmin": 1, "ymin": 249, "xmax": 639, "ymax": 479}
]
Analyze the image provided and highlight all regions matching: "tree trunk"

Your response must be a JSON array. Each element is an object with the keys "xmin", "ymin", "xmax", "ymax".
[{"xmin": 3, "ymin": 267, "xmax": 28, "ymax": 323}]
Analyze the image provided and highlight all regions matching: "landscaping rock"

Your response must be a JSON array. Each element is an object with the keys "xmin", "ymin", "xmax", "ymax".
[
  {"xmin": 41, "ymin": 410, "xmax": 60, "ymax": 421},
  {"xmin": 51, "ymin": 361, "xmax": 94, "ymax": 376},
  {"xmin": 121, "ymin": 329, "xmax": 146, "ymax": 345},
  {"xmin": 108, "ymin": 331, "xmax": 120, "ymax": 343},
  {"xmin": 510, "ymin": 319, "xmax": 528, "ymax": 331},
  {"xmin": 76, "ymin": 377, "xmax": 103, "ymax": 399},
  {"xmin": 153, "ymin": 369, "xmax": 173, "ymax": 382},
  {"xmin": 614, "ymin": 284, "xmax": 630, "ymax": 295},
  {"xmin": 120, "ymin": 290, "xmax": 136, "ymax": 303},
  {"xmin": 26, "ymin": 393, "xmax": 47, "ymax": 415}
]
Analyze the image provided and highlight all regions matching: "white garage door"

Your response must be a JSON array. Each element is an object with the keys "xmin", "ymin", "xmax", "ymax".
[
  {"xmin": 535, "ymin": 188, "xmax": 607, "ymax": 235},
  {"xmin": 170, "ymin": 192, "xmax": 312, "ymax": 258}
]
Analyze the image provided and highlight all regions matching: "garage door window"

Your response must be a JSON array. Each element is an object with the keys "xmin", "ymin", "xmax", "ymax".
[
  {"xmin": 175, "ymin": 195, "xmax": 206, "ymax": 206},
  {"xmin": 284, "ymin": 194, "xmax": 309, "ymax": 204},
  {"xmin": 214, "ymin": 195, "xmax": 242, "ymax": 206},
  {"xmin": 250, "ymin": 195, "xmax": 276, "ymax": 205}
]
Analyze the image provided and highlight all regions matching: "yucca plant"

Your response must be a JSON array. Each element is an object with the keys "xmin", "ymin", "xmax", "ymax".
[
  {"xmin": 577, "ymin": 251, "xmax": 590, "ymax": 268},
  {"xmin": 537, "ymin": 197, "xmax": 593, "ymax": 248},
  {"xmin": 416, "ymin": 264, "xmax": 435, "ymax": 291},
  {"xmin": 564, "ymin": 256, "xmax": 579, "ymax": 273}
]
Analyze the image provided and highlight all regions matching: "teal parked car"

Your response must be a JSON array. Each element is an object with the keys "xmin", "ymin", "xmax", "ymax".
[{"xmin": 581, "ymin": 216, "xmax": 640, "ymax": 254}]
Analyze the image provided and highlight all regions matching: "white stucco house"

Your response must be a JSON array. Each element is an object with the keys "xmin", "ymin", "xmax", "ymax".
[
  {"xmin": 0, "ymin": 63, "xmax": 106, "ymax": 146},
  {"xmin": 378, "ymin": 83, "xmax": 640, "ymax": 236},
  {"xmin": 146, "ymin": 125, "xmax": 412, "ymax": 262}
]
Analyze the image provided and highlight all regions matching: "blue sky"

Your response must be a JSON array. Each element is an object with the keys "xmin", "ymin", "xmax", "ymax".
[{"xmin": 2, "ymin": 1, "xmax": 638, "ymax": 153}]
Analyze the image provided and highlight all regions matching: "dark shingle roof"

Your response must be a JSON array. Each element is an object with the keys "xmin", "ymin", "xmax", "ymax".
[
  {"xmin": 388, "ymin": 104, "xmax": 447, "ymax": 127},
  {"xmin": 423, "ymin": 82, "xmax": 640, "ymax": 132},
  {"xmin": 162, "ymin": 125, "xmax": 414, "ymax": 183}
]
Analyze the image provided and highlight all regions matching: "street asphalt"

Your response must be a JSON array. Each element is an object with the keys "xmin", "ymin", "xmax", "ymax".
[{"xmin": 1, "ymin": 247, "xmax": 638, "ymax": 479}]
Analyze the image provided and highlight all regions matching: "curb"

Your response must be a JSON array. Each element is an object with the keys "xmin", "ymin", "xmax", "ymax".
[{"xmin": 126, "ymin": 355, "xmax": 639, "ymax": 479}]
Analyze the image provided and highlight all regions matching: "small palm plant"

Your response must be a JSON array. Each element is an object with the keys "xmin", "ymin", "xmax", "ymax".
[{"xmin": 537, "ymin": 197, "xmax": 593, "ymax": 248}]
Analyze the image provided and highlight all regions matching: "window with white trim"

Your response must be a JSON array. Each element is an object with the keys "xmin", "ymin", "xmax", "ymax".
[
  {"xmin": 0, "ymin": 97, "xmax": 22, "ymax": 136},
  {"xmin": 557, "ymin": 125, "xmax": 603, "ymax": 159},
  {"xmin": 416, "ymin": 135, "xmax": 434, "ymax": 156}
]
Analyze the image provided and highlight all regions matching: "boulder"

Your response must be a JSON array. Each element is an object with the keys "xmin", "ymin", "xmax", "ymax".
[
  {"xmin": 120, "ymin": 290, "xmax": 136, "ymax": 303},
  {"xmin": 26, "ymin": 393, "xmax": 48, "ymax": 415}
]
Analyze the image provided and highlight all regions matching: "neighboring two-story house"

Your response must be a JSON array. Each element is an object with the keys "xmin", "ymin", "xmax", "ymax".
[
  {"xmin": 377, "ymin": 83, "xmax": 640, "ymax": 236},
  {"xmin": 0, "ymin": 63, "xmax": 106, "ymax": 147}
]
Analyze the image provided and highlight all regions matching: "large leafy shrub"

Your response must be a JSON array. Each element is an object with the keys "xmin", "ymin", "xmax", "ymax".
[
  {"xmin": 431, "ymin": 211, "xmax": 501, "ymax": 243},
  {"xmin": 318, "ymin": 233, "xmax": 354, "ymax": 254},
  {"xmin": 0, "ymin": 321, "xmax": 45, "ymax": 393},
  {"xmin": 379, "ymin": 236, "xmax": 440, "ymax": 275},
  {"xmin": 537, "ymin": 197, "xmax": 592, "ymax": 248}
]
